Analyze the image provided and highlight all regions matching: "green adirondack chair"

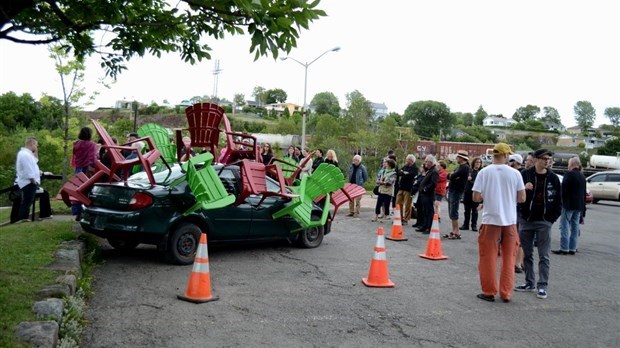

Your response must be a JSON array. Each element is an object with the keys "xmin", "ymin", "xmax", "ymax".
[
  {"xmin": 176, "ymin": 152, "xmax": 236, "ymax": 215},
  {"xmin": 272, "ymin": 163, "xmax": 345, "ymax": 232},
  {"xmin": 138, "ymin": 123, "xmax": 176, "ymax": 172}
]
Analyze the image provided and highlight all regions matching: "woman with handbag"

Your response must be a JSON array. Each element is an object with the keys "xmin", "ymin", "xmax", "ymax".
[{"xmin": 372, "ymin": 159, "xmax": 397, "ymax": 222}]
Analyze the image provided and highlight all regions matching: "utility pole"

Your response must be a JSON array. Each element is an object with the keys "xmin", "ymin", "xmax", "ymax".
[{"xmin": 212, "ymin": 60, "xmax": 222, "ymax": 99}]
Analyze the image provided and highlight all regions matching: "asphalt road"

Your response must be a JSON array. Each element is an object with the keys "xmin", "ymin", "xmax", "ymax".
[{"xmin": 81, "ymin": 198, "xmax": 620, "ymax": 347}]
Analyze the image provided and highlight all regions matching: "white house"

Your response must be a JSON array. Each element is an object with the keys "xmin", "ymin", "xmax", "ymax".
[
  {"xmin": 370, "ymin": 102, "xmax": 388, "ymax": 119},
  {"xmin": 483, "ymin": 116, "xmax": 516, "ymax": 127}
]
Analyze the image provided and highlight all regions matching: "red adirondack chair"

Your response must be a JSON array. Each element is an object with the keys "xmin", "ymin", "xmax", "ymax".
[
  {"xmin": 235, "ymin": 159, "xmax": 298, "ymax": 206},
  {"xmin": 314, "ymin": 182, "xmax": 367, "ymax": 218},
  {"xmin": 268, "ymin": 155, "xmax": 313, "ymax": 186},
  {"xmin": 58, "ymin": 161, "xmax": 121, "ymax": 207},
  {"xmin": 177, "ymin": 102, "xmax": 225, "ymax": 161},
  {"xmin": 92, "ymin": 119, "xmax": 166, "ymax": 185},
  {"xmin": 218, "ymin": 115, "xmax": 260, "ymax": 164}
]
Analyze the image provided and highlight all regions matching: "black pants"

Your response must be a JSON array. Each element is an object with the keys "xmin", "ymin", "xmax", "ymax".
[
  {"xmin": 421, "ymin": 193, "xmax": 435, "ymax": 231},
  {"xmin": 462, "ymin": 190, "xmax": 479, "ymax": 227},
  {"xmin": 375, "ymin": 193, "xmax": 391, "ymax": 216},
  {"xmin": 11, "ymin": 186, "xmax": 52, "ymax": 223}
]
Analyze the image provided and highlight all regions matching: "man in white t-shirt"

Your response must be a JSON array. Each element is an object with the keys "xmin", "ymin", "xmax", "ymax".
[{"xmin": 472, "ymin": 143, "xmax": 525, "ymax": 303}]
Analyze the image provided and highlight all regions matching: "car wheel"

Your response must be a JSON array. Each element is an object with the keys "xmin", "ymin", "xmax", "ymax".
[
  {"xmin": 166, "ymin": 223, "xmax": 202, "ymax": 265},
  {"xmin": 107, "ymin": 237, "xmax": 139, "ymax": 250},
  {"xmin": 297, "ymin": 218, "xmax": 324, "ymax": 248}
]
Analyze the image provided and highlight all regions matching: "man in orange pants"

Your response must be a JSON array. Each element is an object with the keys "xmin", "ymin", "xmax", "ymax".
[{"xmin": 472, "ymin": 143, "xmax": 526, "ymax": 302}]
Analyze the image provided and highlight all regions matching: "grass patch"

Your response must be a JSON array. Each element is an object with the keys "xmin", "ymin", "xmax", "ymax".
[{"xmin": 0, "ymin": 221, "xmax": 75, "ymax": 347}]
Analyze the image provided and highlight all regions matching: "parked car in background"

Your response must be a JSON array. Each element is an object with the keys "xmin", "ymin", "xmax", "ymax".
[
  {"xmin": 79, "ymin": 163, "xmax": 332, "ymax": 264},
  {"xmin": 586, "ymin": 171, "xmax": 620, "ymax": 203}
]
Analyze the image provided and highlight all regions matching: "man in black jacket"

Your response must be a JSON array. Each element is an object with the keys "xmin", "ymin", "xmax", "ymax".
[
  {"xmin": 515, "ymin": 149, "xmax": 562, "ymax": 300},
  {"xmin": 446, "ymin": 150, "xmax": 470, "ymax": 239},
  {"xmin": 416, "ymin": 155, "xmax": 439, "ymax": 234},
  {"xmin": 553, "ymin": 157, "xmax": 586, "ymax": 255},
  {"xmin": 395, "ymin": 154, "xmax": 418, "ymax": 225}
]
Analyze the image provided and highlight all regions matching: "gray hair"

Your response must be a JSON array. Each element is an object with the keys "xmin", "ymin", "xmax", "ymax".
[
  {"xmin": 353, "ymin": 154, "xmax": 362, "ymax": 162},
  {"xmin": 406, "ymin": 154, "xmax": 416, "ymax": 163},
  {"xmin": 425, "ymin": 154, "xmax": 437, "ymax": 165}
]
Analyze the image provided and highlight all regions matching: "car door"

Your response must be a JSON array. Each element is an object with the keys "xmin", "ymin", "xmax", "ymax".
[
  {"xmin": 604, "ymin": 173, "xmax": 620, "ymax": 200},
  {"xmin": 587, "ymin": 173, "xmax": 607, "ymax": 199},
  {"xmin": 206, "ymin": 168, "xmax": 253, "ymax": 241},
  {"xmin": 247, "ymin": 177, "xmax": 298, "ymax": 239}
]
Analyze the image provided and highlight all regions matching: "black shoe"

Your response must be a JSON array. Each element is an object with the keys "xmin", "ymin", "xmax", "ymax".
[
  {"xmin": 422, "ymin": 230, "xmax": 430, "ymax": 234},
  {"xmin": 477, "ymin": 293, "xmax": 495, "ymax": 302},
  {"xmin": 568, "ymin": 251, "xmax": 576, "ymax": 255},
  {"xmin": 552, "ymin": 250, "xmax": 568, "ymax": 255},
  {"xmin": 459, "ymin": 225, "xmax": 469, "ymax": 230},
  {"xmin": 412, "ymin": 224, "xmax": 420, "ymax": 228},
  {"xmin": 415, "ymin": 227, "xmax": 425, "ymax": 232},
  {"xmin": 471, "ymin": 225, "xmax": 477, "ymax": 231}
]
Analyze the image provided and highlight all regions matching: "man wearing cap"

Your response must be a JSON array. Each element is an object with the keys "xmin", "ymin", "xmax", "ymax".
[
  {"xmin": 444, "ymin": 150, "xmax": 470, "ymax": 239},
  {"xmin": 515, "ymin": 148, "xmax": 562, "ymax": 300},
  {"xmin": 472, "ymin": 143, "xmax": 525, "ymax": 302},
  {"xmin": 553, "ymin": 157, "xmax": 586, "ymax": 255},
  {"xmin": 509, "ymin": 154, "xmax": 523, "ymax": 171}
]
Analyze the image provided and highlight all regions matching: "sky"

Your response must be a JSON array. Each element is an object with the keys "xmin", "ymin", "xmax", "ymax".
[{"xmin": 1, "ymin": 0, "xmax": 619, "ymax": 128}]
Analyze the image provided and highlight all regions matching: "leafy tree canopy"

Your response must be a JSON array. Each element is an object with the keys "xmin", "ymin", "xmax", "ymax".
[
  {"xmin": 1, "ymin": 0, "xmax": 326, "ymax": 78},
  {"xmin": 343, "ymin": 90, "xmax": 372, "ymax": 132},
  {"xmin": 264, "ymin": 88, "xmax": 287, "ymax": 104},
  {"xmin": 512, "ymin": 104, "xmax": 540, "ymax": 123},
  {"xmin": 310, "ymin": 91, "xmax": 340, "ymax": 117},
  {"xmin": 596, "ymin": 138, "xmax": 620, "ymax": 156},
  {"xmin": 403, "ymin": 100, "xmax": 453, "ymax": 140},
  {"xmin": 604, "ymin": 107, "xmax": 620, "ymax": 128},
  {"xmin": 474, "ymin": 105, "xmax": 487, "ymax": 126},
  {"xmin": 541, "ymin": 106, "xmax": 562, "ymax": 125},
  {"xmin": 574, "ymin": 100, "xmax": 596, "ymax": 134}
]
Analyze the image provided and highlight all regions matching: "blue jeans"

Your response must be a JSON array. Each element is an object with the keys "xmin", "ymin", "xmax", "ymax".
[
  {"xmin": 519, "ymin": 220, "xmax": 552, "ymax": 290},
  {"xmin": 447, "ymin": 190, "xmax": 462, "ymax": 221},
  {"xmin": 559, "ymin": 209, "xmax": 581, "ymax": 252},
  {"xmin": 18, "ymin": 183, "xmax": 37, "ymax": 221}
]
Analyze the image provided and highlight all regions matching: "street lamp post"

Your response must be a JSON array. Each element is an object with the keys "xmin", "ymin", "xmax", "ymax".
[{"xmin": 281, "ymin": 47, "xmax": 340, "ymax": 148}]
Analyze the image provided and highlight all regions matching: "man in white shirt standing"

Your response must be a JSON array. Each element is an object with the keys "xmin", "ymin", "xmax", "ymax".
[
  {"xmin": 15, "ymin": 137, "xmax": 41, "ymax": 222},
  {"xmin": 472, "ymin": 143, "xmax": 526, "ymax": 303}
]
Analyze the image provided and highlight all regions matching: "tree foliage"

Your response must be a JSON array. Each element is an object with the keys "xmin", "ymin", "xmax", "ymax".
[
  {"xmin": 574, "ymin": 100, "xmax": 596, "ymax": 134},
  {"xmin": 342, "ymin": 90, "xmax": 372, "ymax": 132},
  {"xmin": 252, "ymin": 86, "xmax": 267, "ymax": 106},
  {"xmin": 310, "ymin": 91, "xmax": 340, "ymax": 117},
  {"xmin": 512, "ymin": 104, "xmax": 540, "ymax": 122},
  {"xmin": 1, "ymin": 0, "xmax": 326, "ymax": 78},
  {"xmin": 541, "ymin": 106, "xmax": 562, "ymax": 125},
  {"xmin": 604, "ymin": 107, "xmax": 620, "ymax": 128},
  {"xmin": 474, "ymin": 105, "xmax": 487, "ymax": 126},
  {"xmin": 264, "ymin": 88, "xmax": 287, "ymax": 104},
  {"xmin": 403, "ymin": 100, "xmax": 453, "ymax": 139},
  {"xmin": 596, "ymin": 138, "xmax": 620, "ymax": 156}
]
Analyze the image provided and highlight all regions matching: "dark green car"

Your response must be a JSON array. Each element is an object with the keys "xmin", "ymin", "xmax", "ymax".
[{"xmin": 80, "ymin": 163, "xmax": 331, "ymax": 264}]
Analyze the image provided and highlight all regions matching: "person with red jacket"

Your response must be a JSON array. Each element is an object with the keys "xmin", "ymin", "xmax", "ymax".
[{"xmin": 434, "ymin": 160, "xmax": 448, "ymax": 222}]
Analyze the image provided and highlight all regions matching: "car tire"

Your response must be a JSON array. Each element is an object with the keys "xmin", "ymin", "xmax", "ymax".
[
  {"xmin": 107, "ymin": 237, "xmax": 139, "ymax": 251},
  {"xmin": 166, "ymin": 223, "xmax": 202, "ymax": 265},
  {"xmin": 297, "ymin": 217, "xmax": 324, "ymax": 248}
]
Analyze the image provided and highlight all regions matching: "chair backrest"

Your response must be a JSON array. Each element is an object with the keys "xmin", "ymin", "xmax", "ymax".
[
  {"xmin": 302, "ymin": 163, "xmax": 345, "ymax": 201},
  {"xmin": 138, "ymin": 123, "xmax": 176, "ymax": 163},
  {"xmin": 219, "ymin": 115, "xmax": 259, "ymax": 164},
  {"xmin": 185, "ymin": 152, "xmax": 232, "ymax": 206},
  {"xmin": 92, "ymin": 119, "xmax": 126, "ymax": 164},
  {"xmin": 184, "ymin": 103, "xmax": 224, "ymax": 148}
]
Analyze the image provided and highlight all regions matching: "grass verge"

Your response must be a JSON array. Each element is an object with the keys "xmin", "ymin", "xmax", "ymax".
[{"xmin": 0, "ymin": 220, "xmax": 75, "ymax": 347}]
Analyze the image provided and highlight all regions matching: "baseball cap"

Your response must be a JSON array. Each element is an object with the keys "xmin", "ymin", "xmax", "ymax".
[
  {"xmin": 492, "ymin": 143, "xmax": 514, "ymax": 155},
  {"xmin": 533, "ymin": 149, "xmax": 553, "ymax": 159},
  {"xmin": 509, "ymin": 154, "xmax": 523, "ymax": 164}
]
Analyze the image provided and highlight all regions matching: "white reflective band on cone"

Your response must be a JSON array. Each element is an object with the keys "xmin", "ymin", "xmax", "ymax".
[
  {"xmin": 196, "ymin": 245, "xmax": 208, "ymax": 259},
  {"xmin": 376, "ymin": 236, "xmax": 385, "ymax": 248},
  {"xmin": 373, "ymin": 251, "xmax": 387, "ymax": 260},
  {"xmin": 394, "ymin": 219, "xmax": 401, "ymax": 226},
  {"xmin": 430, "ymin": 232, "xmax": 440, "ymax": 239},
  {"xmin": 192, "ymin": 261, "xmax": 210, "ymax": 274}
]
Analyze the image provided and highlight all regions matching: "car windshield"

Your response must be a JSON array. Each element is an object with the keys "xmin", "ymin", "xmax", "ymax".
[{"xmin": 127, "ymin": 164, "xmax": 185, "ymax": 185}]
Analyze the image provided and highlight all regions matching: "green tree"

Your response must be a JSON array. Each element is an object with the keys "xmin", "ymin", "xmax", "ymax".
[
  {"xmin": 574, "ymin": 100, "xmax": 596, "ymax": 134},
  {"xmin": 604, "ymin": 107, "xmax": 620, "ymax": 127},
  {"xmin": 50, "ymin": 44, "xmax": 88, "ymax": 179},
  {"xmin": 233, "ymin": 93, "xmax": 245, "ymax": 115},
  {"xmin": 541, "ymin": 106, "xmax": 562, "ymax": 125},
  {"xmin": 342, "ymin": 90, "xmax": 372, "ymax": 132},
  {"xmin": 0, "ymin": 92, "xmax": 38, "ymax": 130},
  {"xmin": 596, "ymin": 138, "xmax": 620, "ymax": 156},
  {"xmin": 312, "ymin": 114, "xmax": 341, "ymax": 145},
  {"xmin": 310, "ymin": 91, "xmax": 340, "ymax": 117},
  {"xmin": 2, "ymin": 0, "xmax": 326, "ymax": 78},
  {"xmin": 512, "ymin": 104, "xmax": 540, "ymax": 122},
  {"xmin": 403, "ymin": 100, "xmax": 452, "ymax": 139},
  {"xmin": 473, "ymin": 105, "xmax": 488, "ymax": 126},
  {"xmin": 264, "ymin": 88, "xmax": 287, "ymax": 104},
  {"xmin": 252, "ymin": 86, "xmax": 267, "ymax": 107}
]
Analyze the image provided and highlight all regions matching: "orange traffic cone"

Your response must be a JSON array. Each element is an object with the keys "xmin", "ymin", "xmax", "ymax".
[
  {"xmin": 362, "ymin": 227, "xmax": 395, "ymax": 287},
  {"xmin": 178, "ymin": 233, "xmax": 219, "ymax": 303},
  {"xmin": 419, "ymin": 214, "xmax": 448, "ymax": 260},
  {"xmin": 386, "ymin": 204, "xmax": 407, "ymax": 241}
]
